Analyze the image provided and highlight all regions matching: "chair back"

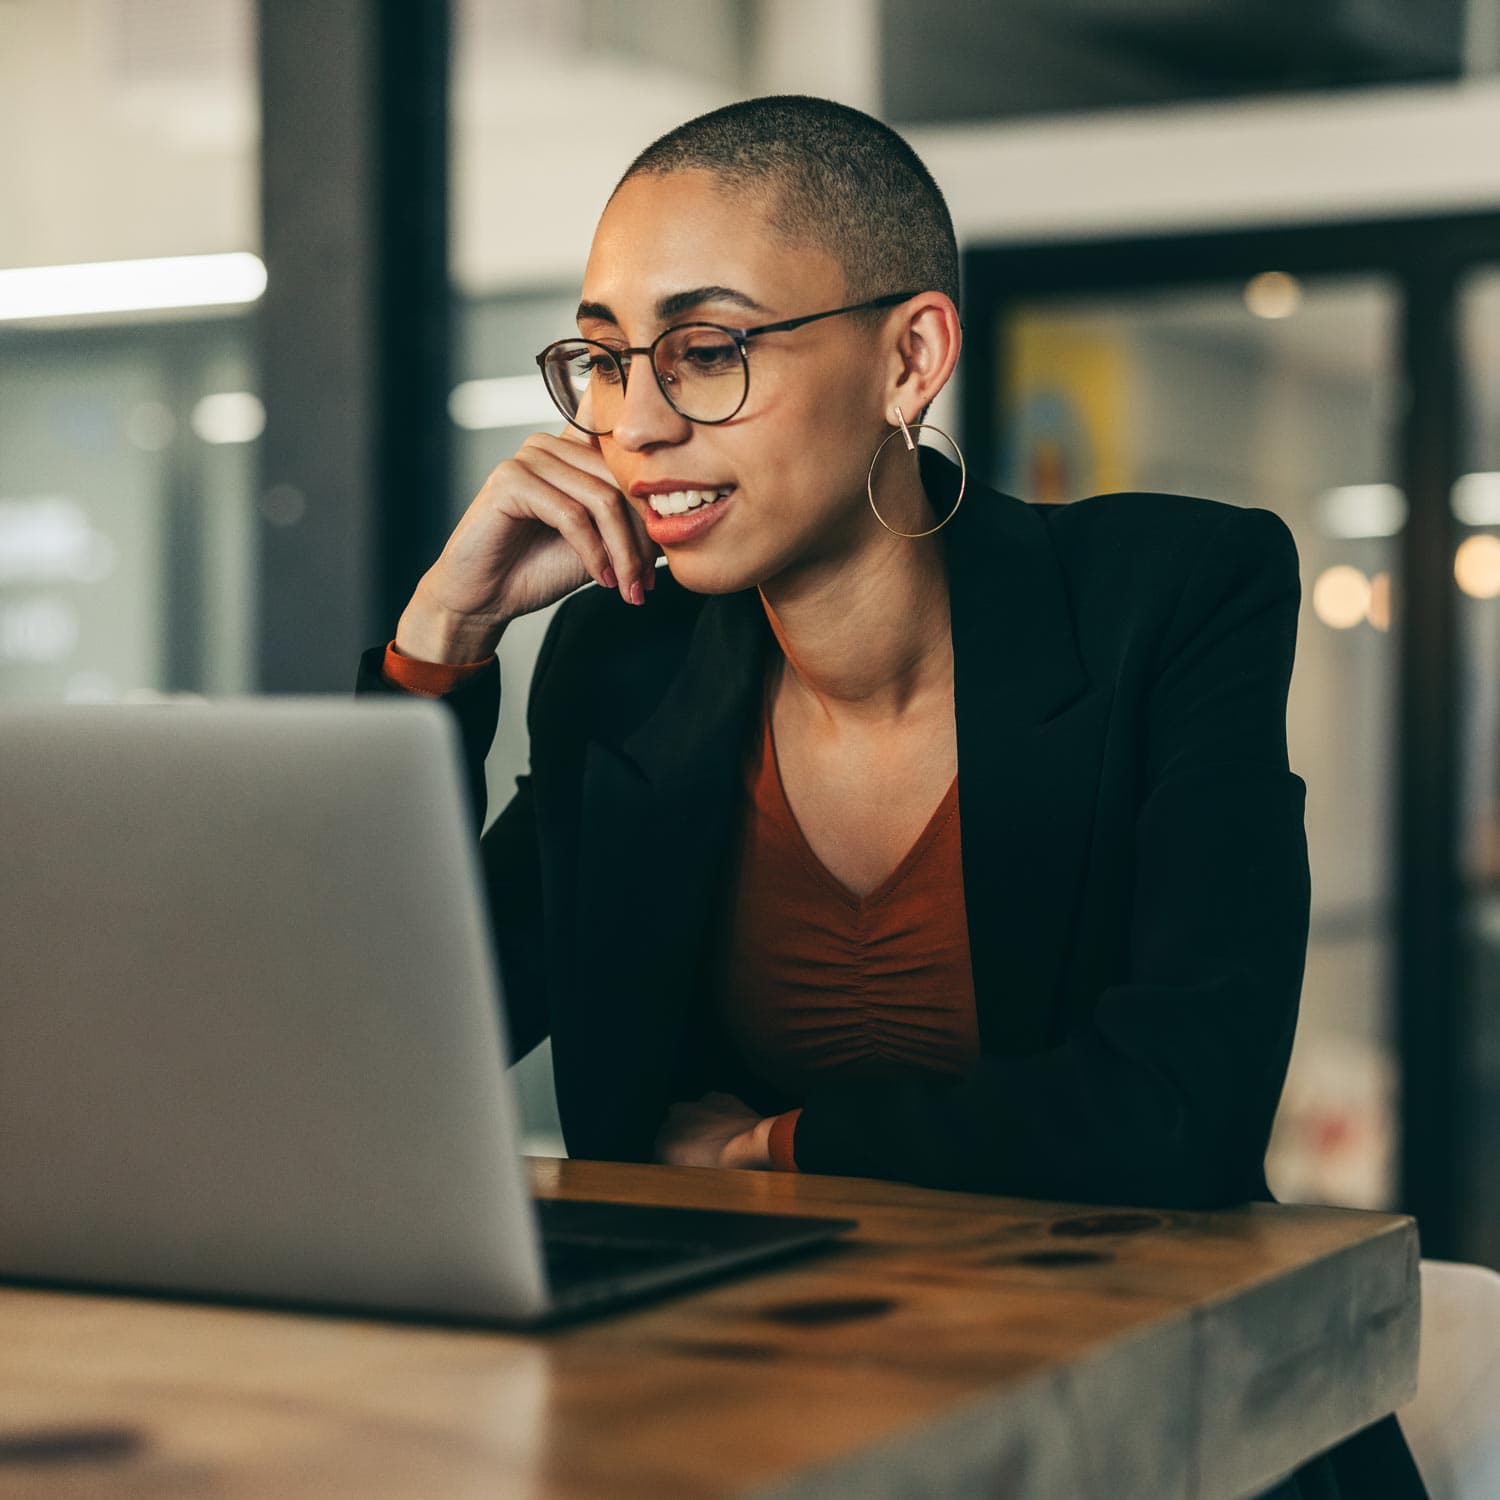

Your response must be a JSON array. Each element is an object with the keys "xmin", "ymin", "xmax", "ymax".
[{"xmin": 1397, "ymin": 1259, "xmax": 1500, "ymax": 1500}]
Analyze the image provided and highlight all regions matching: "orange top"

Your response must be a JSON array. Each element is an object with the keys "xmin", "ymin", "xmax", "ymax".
[{"xmin": 715, "ymin": 675, "xmax": 980, "ymax": 1172}]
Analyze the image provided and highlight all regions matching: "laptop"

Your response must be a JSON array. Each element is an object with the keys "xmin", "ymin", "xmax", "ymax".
[{"xmin": 0, "ymin": 698, "xmax": 854, "ymax": 1326}]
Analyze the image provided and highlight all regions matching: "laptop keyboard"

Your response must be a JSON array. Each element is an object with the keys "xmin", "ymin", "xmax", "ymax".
[
  {"xmin": 541, "ymin": 1236, "xmax": 698, "ymax": 1288},
  {"xmin": 529, "ymin": 1196, "xmax": 856, "ymax": 1314},
  {"xmin": 535, "ymin": 1198, "xmax": 721, "ymax": 1296}
]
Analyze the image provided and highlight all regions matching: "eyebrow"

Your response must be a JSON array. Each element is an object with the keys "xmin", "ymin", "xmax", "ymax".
[{"xmin": 576, "ymin": 285, "xmax": 769, "ymax": 328}]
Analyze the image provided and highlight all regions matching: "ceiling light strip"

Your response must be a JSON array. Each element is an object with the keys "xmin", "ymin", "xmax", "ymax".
[{"xmin": 0, "ymin": 252, "xmax": 267, "ymax": 322}]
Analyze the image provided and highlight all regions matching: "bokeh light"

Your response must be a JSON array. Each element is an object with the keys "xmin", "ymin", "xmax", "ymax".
[
  {"xmin": 1312, "ymin": 564, "xmax": 1371, "ymax": 629},
  {"xmin": 191, "ymin": 392, "xmax": 265, "ymax": 446},
  {"xmin": 1245, "ymin": 271, "xmax": 1303, "ymax": 320},
  {"xmin": 1455, "ymin": 534, "xmax": 1500, "ymax": 599}
]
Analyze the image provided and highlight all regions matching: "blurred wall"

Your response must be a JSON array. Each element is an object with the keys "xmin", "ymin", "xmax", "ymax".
[{"xmin": 0, "ymin": 0, "xmax": 257, "ymax": 268}]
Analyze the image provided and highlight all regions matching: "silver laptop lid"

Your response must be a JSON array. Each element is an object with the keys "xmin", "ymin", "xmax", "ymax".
[{"xmin": 0, "ymin": 698, "xmax": 549, "ymax": 1322}]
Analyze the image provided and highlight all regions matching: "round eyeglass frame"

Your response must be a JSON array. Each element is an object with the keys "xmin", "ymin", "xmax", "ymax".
[{"xmin": 534, "ymin": 290, "xmax": 921, "ymax": 436}]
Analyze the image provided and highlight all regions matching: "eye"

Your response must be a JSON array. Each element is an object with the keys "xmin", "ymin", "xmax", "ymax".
[
  {"xmin": 663, "ymin": 333, "xmax": 741, "ymax": 382},
  {"xmin": 581, "ymin": 351, "xmax": 623, "ymax": 385},
  {"xmin": 682, "ymin": 343, "xmax": 739, "ymax": 372}
]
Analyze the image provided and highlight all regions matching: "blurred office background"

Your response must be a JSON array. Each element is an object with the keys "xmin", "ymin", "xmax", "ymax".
[{"xmin": 2, "ymin": 0, "xmax": 1497, "ymax": 1263}]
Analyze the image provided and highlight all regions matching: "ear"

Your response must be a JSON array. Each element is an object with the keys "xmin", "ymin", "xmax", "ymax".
[{"xmin": 884, "ymin": 293, "xmax": 962, "ymax": 425}]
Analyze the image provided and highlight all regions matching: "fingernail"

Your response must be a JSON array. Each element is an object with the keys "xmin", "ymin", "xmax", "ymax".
[
  {"xmin": 601, "ymin": 566, "xmax": 618, "ymax": 590},
  {"xmin": 629, "ymin": 580, "xmax": 645, "ymax": 606}
]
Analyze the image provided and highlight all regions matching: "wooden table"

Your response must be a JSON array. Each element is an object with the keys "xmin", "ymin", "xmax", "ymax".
[{"xmin": 0, "ymin": 1159, "xmax": 1418, "ymax": 1500}]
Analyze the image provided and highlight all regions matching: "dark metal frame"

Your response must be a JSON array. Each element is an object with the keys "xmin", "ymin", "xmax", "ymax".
[
  {"xmin": 961, "ymin": 210, "xmax": 1500, "ymax": 1259},
  {"xmin": 538, "ymin": 291, "xmax": 921, "ymax": 434}
]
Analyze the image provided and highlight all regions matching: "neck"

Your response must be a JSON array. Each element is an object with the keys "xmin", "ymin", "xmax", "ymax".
[{"xmin": 757, "ymin": 467, "xmax": 952, "ymax": 726}]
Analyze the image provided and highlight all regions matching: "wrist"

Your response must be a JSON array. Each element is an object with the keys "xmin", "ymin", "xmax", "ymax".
[{"xmin": 395, "ymin": 580, "xmax": 506, "ymax": 665}]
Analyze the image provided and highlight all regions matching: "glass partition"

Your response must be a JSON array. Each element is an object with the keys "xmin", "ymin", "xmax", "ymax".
[
  {"xmin": 0, "ymin": 323, "xmax": 258, "ymax": 702},
  {"xmin": 997, "ymin": 276, "xmax": 1403, "ymax": 1207},
  {"xmin": 0, "ymin": 0, "xmax": 259, "ymax": 702}
]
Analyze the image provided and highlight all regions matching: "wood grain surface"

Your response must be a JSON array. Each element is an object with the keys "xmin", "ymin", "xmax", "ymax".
[{"xmin": 0, "ymin": 1158, "xmax": 1419, "ymax": 1500}]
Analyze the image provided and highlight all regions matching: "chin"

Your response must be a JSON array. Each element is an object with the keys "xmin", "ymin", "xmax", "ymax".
[{"xmin": 660, "ymin": 551, "xmax": 763, "ymax": 595}]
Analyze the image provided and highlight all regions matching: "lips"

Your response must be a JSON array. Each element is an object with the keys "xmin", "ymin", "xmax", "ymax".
[{"xmin": 639, "ymin": 487, "xmax": 735, "ymax": 545}]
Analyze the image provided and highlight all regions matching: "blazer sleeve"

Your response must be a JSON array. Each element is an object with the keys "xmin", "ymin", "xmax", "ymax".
[
  {"xmin": 354, "ymin": 622, "xmax": 568, "ymax": 1065},
  {"xmin": 790, "ymin": 506, "xmax": 1310, "ymax": 1210}
]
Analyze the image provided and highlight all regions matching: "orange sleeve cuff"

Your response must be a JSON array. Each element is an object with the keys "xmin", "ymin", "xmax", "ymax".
[
  {"xmin": 381, "ymin": 640, "xmax": 491, "ymax": 698},
  {"xmin": 767, "ymin": 1108, "xmax": 802, "ymax": 1172}
]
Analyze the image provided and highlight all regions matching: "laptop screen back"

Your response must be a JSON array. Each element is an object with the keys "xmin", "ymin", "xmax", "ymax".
[{"xmin": 0, "ymin": 700, "xmax": 549, "ymax": 1322}]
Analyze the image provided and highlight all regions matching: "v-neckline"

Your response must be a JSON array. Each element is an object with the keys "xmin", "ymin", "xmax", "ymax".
[{"xmin": 761, "ymin": 669, "xmax": 959, "ymax": 914}]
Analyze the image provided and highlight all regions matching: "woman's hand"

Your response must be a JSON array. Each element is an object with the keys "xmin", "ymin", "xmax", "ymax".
[
  {"xmin": 395, "ymin": 402, "xmax": 660, "ymax": 663},
  {"xmin": 654, "ymin": 1092, "xmax": 774, "ymax": 1170}
]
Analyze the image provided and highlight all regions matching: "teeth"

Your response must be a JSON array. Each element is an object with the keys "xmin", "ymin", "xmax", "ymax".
[{"xmin": 648, "ymin": 487, "xmax": 731, "ymax": 516}]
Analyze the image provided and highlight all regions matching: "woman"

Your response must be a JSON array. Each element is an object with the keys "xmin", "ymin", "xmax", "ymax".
[{"xmin": 358, "ymin": 96, "xmax": 1426, "ymax": 1500}]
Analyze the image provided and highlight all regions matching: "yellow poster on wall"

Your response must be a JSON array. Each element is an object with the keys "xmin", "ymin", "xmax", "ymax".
[{"xmin": 999, "ymin": 313, "xmax": 1133, "ymax": 505}]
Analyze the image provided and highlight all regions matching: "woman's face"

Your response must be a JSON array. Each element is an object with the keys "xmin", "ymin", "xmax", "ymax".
[{"xmin": 579, "ymin": 168, "xmax": 898, "ymax": 595}]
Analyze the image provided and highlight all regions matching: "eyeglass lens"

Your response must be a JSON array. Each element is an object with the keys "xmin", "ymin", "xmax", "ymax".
[{"xmin": 540, "ymin": 326, "xmax": 748, "ymax": 433}]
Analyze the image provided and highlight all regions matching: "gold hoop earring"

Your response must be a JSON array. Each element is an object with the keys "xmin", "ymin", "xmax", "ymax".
[{"xmin": 865, "ymin": 407, "xmax": 967, "ymax": 538}]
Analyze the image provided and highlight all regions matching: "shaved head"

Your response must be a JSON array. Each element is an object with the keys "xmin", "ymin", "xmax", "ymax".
[{"xmin": 614, "ymin": 94, "xmax": 960, "ymax": 312}]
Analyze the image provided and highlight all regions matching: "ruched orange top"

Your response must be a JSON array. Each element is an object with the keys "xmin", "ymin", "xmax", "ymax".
[{"xmin": 714, "ymin": 671, "xmax": 980, "ymax": 1170}]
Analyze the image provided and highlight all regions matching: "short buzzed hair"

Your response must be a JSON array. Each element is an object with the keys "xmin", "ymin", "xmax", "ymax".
[{"xmin": 616, "ymin": 95, "xmax": 960, "ymax": 311}]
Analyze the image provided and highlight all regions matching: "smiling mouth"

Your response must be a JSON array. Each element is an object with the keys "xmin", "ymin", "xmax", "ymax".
[{"xmin": 646, "ymin": 486, "xmax": 734, "ymax": 517}]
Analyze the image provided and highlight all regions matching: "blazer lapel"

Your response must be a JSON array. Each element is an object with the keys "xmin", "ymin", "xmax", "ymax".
[
  {"xmin": 564, "ymin": 587, "xmax": 769, "ymax": 1159},
  {"xmin": 930, "ymin": 447, "xmax": 1112, "ymax": 1055}
]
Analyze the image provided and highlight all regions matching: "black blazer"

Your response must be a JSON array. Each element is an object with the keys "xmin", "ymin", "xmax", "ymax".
[
  {"xmin": 358, "ymin": 451, "xmax": 1427, "ymax": 1498},
  {"xmin": 362, "ymin": 448, "xmax": 1313, "ymax": 1203}
]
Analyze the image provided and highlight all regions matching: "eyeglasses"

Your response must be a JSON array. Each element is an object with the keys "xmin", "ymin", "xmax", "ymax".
[{"xmin": 534, "ymin": 291, "xmax": 919, "ymax": 436}]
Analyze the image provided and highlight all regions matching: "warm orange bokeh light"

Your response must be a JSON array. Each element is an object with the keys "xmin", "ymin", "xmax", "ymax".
[
  {"xmin": 1455, "ymin": 534, "xmax": 1500, "ymax": 599},
  {"xmin": 1244, "ymin": 271, "xmax": 1302, "ymax": 320},
  {"xmin": 1312, "ymin": 564, "xmax": 1371, "ymax": 629}
]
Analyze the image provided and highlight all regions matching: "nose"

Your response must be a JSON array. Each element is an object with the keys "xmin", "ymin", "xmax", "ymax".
[{"xmin": 610, "ymin": 353, "xmax": 692, "ymax": 452}]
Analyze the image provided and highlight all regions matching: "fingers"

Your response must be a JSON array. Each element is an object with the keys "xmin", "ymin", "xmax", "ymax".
[
  {"xmin": 500, "ymin": 471, "xmax": 615, "ymax": 592},
  {"xmin": 522, "ymin": 436, "xmax": 657, "ymax": 605},
  {"xmin": 626, "ymin": 502, "xmax": 662, "ymax": 592},
  {"xmin": 545, "ymin": 391, "xmax": 661, "ymax": 591}
]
